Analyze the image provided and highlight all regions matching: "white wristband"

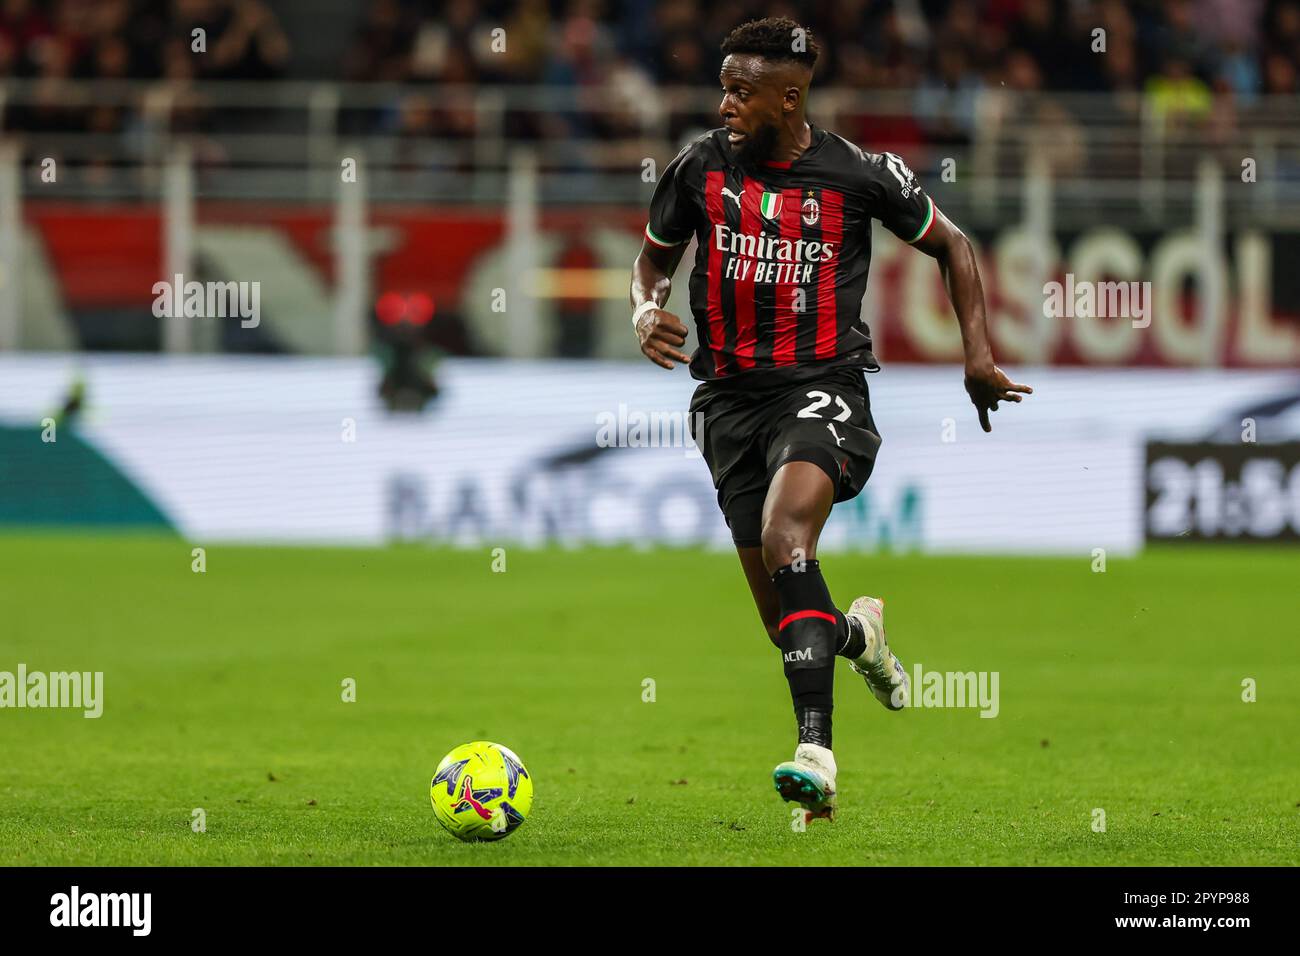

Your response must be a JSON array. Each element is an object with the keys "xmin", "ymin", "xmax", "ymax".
[{"xmin": 632, "ymin": 299, "xmax": 660, "ymax": 330}]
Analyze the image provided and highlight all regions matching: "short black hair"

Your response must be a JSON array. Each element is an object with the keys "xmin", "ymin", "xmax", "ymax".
[{"xmin": 720, "ymin": 16, "xmax": 820, "ymax": 71}]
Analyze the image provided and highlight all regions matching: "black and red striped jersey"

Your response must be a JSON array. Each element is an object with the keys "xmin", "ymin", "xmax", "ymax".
[{"xmin": 643, "ymin": 124, "xmax": 936, "ymax": 385}]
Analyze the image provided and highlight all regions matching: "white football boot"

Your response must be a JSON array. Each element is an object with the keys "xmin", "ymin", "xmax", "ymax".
[
  {"xmin": 772, "ymin": 743, "xmax": 838, "ymax": 822},
  {"xmin": 845, "ymin": 596, "xmax": 909, "ymax": 711}
]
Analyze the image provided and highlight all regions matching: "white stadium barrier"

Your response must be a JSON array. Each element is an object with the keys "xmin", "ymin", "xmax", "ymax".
[{"xmin": 2, "ymin": 355, "xmax": 1297, "ymax": 554}]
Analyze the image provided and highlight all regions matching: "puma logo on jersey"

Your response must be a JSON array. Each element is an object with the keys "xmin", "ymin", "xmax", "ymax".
[
  {"xmin": 722, "ymin": 186, "xmax": 744, "ymax": 208},
  {"xmin": 827, "ymin": 423, "xmax": 847, "ymax": 446}
]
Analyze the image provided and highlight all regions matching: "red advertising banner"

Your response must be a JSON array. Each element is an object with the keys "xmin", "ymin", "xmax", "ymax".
[{"xmin": 25, "ymin": 203, "xmax": 1300, "ymax": 367}]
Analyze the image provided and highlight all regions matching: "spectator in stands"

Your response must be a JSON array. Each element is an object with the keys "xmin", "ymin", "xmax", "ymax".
[
  {"xmin": 496, "ymin": 0, "xmax": 553, "ymax": 83},
  {"xmin": 1262, "ymin": 50, "xmax": 1297, "ymax": 93},
  {"xmin": 1147, "ymin": 0, "xmax": 1219, "ymax": 83},
  {"xmin": 913, "ymin": 36, "xmax": 981, "ymax": 146},
  {"xmin": 24, "ymin": 32, "xmax": 80, "ymax": 132},
  {"xmin": 1008, "ymin": 0, "xmax": 1071, "ymax": 85},
  {"xmin": 1146, "ymin": 49, "xmax": 1214, "ymax": 128},
  {"xmin": 212, "ymin": 0, "xmax": 290, "ymax": 80},
  {"xmin": 344, "ymin": 0, "xmax": 416, "ymax": 82},
  {"xmin": 539, "ymin": 0, "xmax": 619, "ymax": 151},
  {"xmin": 170, "ymin": 0, "xmax": 289, "ymax": 81},
  {"xmin": 1263, "ymin": 1, "xmax": 1300, "ymax": 68},
  {"xmin": 0, "ymin": 0, "xmax": 50, "ymax": 76}
]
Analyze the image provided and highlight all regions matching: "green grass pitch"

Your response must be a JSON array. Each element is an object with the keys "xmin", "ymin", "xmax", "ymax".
[{"xmin": 1, "ymin": 532, "xmax": 1296, "ymax": 866}]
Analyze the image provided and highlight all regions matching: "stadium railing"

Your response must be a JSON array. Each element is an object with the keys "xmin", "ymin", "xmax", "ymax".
[{"xmin": 1, "ymin": 81, "xmax": 1298, "ymax": 356}]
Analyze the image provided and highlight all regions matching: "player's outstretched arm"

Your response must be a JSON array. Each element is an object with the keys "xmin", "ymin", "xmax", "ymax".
[
  {"xmin": 630, "ymin": 238, "xmax": 691, "ymax": 370},
  {"xmin": 913, "ymin": 207, "xmax": 1033, "ymax": 432}
]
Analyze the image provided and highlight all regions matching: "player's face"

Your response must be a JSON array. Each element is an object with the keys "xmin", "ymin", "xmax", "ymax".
[{"xmin": 719, "ymin": 55, "xmax": 783, "ymax": 165}]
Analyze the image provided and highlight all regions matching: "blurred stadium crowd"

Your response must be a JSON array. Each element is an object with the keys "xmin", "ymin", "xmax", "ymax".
[
  {"xmin": 3, "ymin": 0, "xmax": 1299, "ymax": 204},
  {"xmin": 3, "ymin": 0, "xmax": 1300, "ymax": 109},
  {"xmin": 3, "ymin": 0, "xmax": 1299, "ymax": 90}
]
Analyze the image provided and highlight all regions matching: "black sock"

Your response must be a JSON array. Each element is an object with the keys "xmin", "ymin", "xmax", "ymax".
[
  {"xmin": 771, "ymin": 563, "xmax": 863, "ymax": 660},
  {"xmin": 772, "ymin": 559, "xmax": 840, "ymax": 748},
  {"xmin": 795, "ymin": 707, "xmax": 832, "ymax": 749},
  {"xmin": 838, "ymin": 613, "xmax": 866, "ymax": 660}
]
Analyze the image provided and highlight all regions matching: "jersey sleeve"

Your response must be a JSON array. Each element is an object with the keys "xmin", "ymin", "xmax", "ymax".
[
  {"xmin": 644, "ymin": 142, "xmax": 699, "ymax": 249},
  {"xmin": 865, "ymin": 151, "xmax": 936, "ymax": 245}
]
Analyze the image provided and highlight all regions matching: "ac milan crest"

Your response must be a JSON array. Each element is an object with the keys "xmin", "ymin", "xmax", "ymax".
[{"xmin": 801, "ymin": 195, "xmax": 820, "ymax": 226}]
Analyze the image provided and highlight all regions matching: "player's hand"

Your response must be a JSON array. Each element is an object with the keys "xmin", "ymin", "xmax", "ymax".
[
  {"xmin": 963, "ymin": 361, "xmax": 1032, "ymax": 433},
  {"xmin": 635, "ymin": 307, "xmax": 691, "ymax": 370}
]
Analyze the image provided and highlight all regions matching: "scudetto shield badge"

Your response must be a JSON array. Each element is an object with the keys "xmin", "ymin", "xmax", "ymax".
[
  {"xmin": 759, "ymin": 192, "xmax": 783, "ymax": 220},
  {"xmin": 801, "ymin": 195, "xmax": 820, "ymax": 226}
]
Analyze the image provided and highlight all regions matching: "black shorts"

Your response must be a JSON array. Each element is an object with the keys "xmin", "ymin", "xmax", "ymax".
[{"xmin": 688, "ymin": 366, "xmax": 883, "ymax": 548}]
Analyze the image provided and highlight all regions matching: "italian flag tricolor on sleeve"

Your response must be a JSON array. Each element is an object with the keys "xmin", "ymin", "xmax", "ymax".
[
  {"xmin": 907, "ymin": 194, "xmax": 936, "ymax": 244},
  {"xmin": 644, "ymin": 225, "xmax": 684, "ymax": 248}
]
